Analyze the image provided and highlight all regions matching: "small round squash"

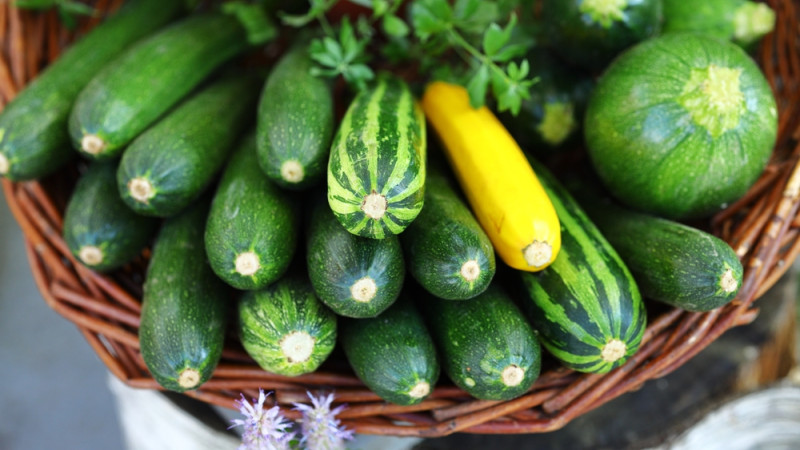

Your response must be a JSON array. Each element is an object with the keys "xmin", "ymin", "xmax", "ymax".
[{"xmin": 584, "ymin": 33, "xmax": 778, "ymax": 220}]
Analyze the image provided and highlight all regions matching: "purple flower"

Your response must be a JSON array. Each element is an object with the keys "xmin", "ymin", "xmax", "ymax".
[
  {"xmin": 230, "ymin": 389, "xmax": 295, "ymax": 450},
  {"xmin": 293, "ymin": 392, "xmax": 354, "ymax": 450}
]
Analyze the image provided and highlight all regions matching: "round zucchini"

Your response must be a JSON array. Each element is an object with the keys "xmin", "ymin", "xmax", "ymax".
[
  {"xmin": 238, "ymin": 276, "xmax": 337, "ymax": 377},
  {"xmin": 421, "ymin": 284, "xmax": 542, "ymax": 401},
  {"xmin": 662, "ymin": 0, "xmax": 776, "ymax": 50},
  {"xmin": 584, "ymin": 33, "xmax": 778, "ymax": 220},
  {"xmin": 340, "ymin": 298, "xmax": 440, "ymax": 406},
  {"xmin": 540, "ymin": 0, "xmax": 662, "ymax": 71},
  {"xmin": 306, "ymin": 198, "xmax": 405, "ymax": 318}
]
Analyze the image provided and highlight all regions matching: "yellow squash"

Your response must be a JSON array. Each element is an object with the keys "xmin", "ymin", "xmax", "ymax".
[{"xmin": 421, "ymin": 81, "xmax": 561, "ymax": 272}]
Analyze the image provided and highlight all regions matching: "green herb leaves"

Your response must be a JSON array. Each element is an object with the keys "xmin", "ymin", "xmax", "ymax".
[{"xmin": 308, "ymin": 19, "xmax": 375, "ymax": 91}]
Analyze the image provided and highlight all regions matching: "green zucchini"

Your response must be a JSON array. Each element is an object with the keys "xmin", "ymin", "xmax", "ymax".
[
  {"xmin": 256, "ymin": 43, "xmax": 334, "ymax": 190},
  {"xmin": 116, "ymin": 74, "xmax": 259, "ymax": 217},
  {"xmin": 518, "ymin": 159, "xmax": 647, "ymax": 374},
  {"xmin": 139, "ymin": 197, "xmax": 230, "ymax": 393},
  {"xmin": 663, "ymin": 0, "xmax": 776, "ymax": 50},
  {"xmin": 306, "ymin": 198, "xmax": 404, "ymax": 318},
  {"xmin": 62, "ymin": 161, "xmax": 158, "ymax": 272},
  {"xmin": 584, "ymin": 33, "xmax": 778, "ymax": 220},
  {"xmin": 205, "ymin": 133, "xmax": 298, "ymax": 290},
  {"xmin": 68, "ymin": 12, "xmax": 253, "ymax": 160},
  {"xmin": 0, "ymin": 0, "xmax": 184, "ymax": 181},
  {"xmin": 238, "ymin": 276, "xmax": 337, "ymax": 377},
  {"xmin": 540, "ymin": 0, "xmax": 662, "ymax": 71},
  {"xmin": 421, "ymin": 284, "xmax": 542, "ymax": 401},
  {"xmin": 340, "ymin": 297, "xmax": 440, "ymax": 405},
  {"xmin": 572, "ymin": 182, "xmax": 743, "ymax": 312},
  {"xmin": 401, "ymin": 163, "xmax": 495, "ymax": 300},
  {"xmin": 327, "ymin": 74, "xmax": 427, "ymax": 239}
]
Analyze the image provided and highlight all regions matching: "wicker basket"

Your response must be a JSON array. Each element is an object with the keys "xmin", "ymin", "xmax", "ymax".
[{"xmin": 3, "ymin": 0, "xmax": 800, "ymax": 437}]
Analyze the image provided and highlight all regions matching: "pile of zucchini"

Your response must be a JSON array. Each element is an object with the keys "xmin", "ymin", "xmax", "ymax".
[{"xmin": 0, "ymin": 0, "xmax": 778, "ymax": 406}]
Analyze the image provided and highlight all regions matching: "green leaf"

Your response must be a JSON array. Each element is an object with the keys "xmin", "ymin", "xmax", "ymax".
[
  {"xmin": 482, "ymin": 23, "xmax": 507, "ymax": 57},
  {"xmin": 58, "ymin": 1, "xmax": 95, "ymax": 16},
  {"xmin": 466, "ymin": 64, "xmax": 490, "ymax": 109},
  {"xmin": 279, "ymin": 0, "xmax": 336, "ymax": 27},
  {"xmin": 453, "ymin": 1, "xmax": 498, "ymax": 35},
  {"xmin": 382, "ymin": 14, "xmax": 410, "ymax": 37},
  {"xmin": 453, "ymin": 0, "xmax": 481, "ymax": 22},
  {"xmin": 492, "ymin": 42, "xmax": 527, "ymax": 62},
  {"xmin": 410, "ymin": 0, "xmax": 453, "ymax": 41},
  {"xmin": 372, "ymin": 0, "xmax": 389, "ymax": 17}
]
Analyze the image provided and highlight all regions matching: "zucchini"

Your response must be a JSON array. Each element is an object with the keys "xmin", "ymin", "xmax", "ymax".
[
  {"xmin": 421, "ymin": 81, "xmax": 561, "ymax": 272},
  {"xmin": 572, "ymin": 182, "xmax": 743, "ymax": 312},
  {"xmin": 139, "ymin": 196, "xmax": 230, "ymax": 392},
  {"xmin": 421, "ymin": 284, "xmax": 541, "ymax": 401},
  {"xmin": 306, "ymin": 198, "xmax": 404, "ymax": 318},
  {"xmin": 327, "ymin": 74, "xmax": 427, "ymax": 239},
  {"xmin": 540, "ymin": 0, "xmax": 662, "ymax": 71},
  {"xmin": 205, "ymin": 133, "xmax": 298, "ymax": 290},
  {"xmin": 518, "ymin": 159, "xmax": 647, "ymax": 374},
  {"xmin": 584, "ymin": 33, "xmax": 778, "ymax": 219},
  {"xmin": 237, "ymin": 276, "xmax": 337, "ymax": 377},
  {"xmin": 68, "ymin": 12, "xmax": 253, "ymax": 160},
  {"xmin": 340, "ymin": 297, "xmax": 440, "ymax": 405},
  {"xmin": 663, "ymin": 0, "xmax": 776, "ymax": 50},
  {"xmin": 257, "ymin": 43, "xmax": 334, "ymax": 190},
  {"xmin": 0, "ymin": 0, "xmax": 184, "ymax": 181},
  {"xmin": 401, "ymin": 162, "xmax": 495, "ymax": 300},
  {"xmin": 117, "ymin": 74, "xmax": 260, "ymax": 217},
  {"xmin": 62, "ymin": 161, "xmax": 158, "ymax": 272}
]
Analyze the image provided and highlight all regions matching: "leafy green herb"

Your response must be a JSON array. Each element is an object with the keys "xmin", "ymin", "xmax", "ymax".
[
  {"xmin": 15, "ymin": 0, "xmax": 95, "ymax": 30},
  {"xmin": 308, "ymin": 18, "xmax": 375, "ymax": 91}
]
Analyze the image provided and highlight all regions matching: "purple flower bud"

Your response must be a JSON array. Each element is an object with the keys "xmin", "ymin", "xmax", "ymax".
[
  {"xmin": 230, "ymin": 389, "xmax": 296, "ymax": 450},
  {"xmin": 293, "ymin": 391, "xmax": 354, "ymax": 450}
]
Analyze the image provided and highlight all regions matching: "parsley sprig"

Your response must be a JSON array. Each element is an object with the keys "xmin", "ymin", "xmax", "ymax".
[{"xmin": 281, "ymin": 0, "xmax": 536, "ymax": 115}]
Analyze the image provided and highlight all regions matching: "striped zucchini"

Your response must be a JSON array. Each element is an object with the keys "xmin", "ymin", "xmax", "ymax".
[
  {"xmin": 518, "ymin": 159, "xmax": 647, "ymax": 374},
  {"xmin": 327, "ymin": 74, "xmax": 427, "ymax": 239}
]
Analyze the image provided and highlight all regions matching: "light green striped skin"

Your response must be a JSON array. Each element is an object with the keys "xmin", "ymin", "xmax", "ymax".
[
  {"xmin": 238, "ymin": 276, "xmax": 337, "ymax": 377},
  {"xmin": 327, "ymin": 75, "xmax": 426, "ymax": 239},
  {"xmin": 518, "ymin": 159, "xmax": 647, "ymax": 374}
]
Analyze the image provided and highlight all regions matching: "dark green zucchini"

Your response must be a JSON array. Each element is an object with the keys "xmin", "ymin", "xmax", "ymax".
[
  {"xmin": 256, "ymin": 43, "xmax": 334, "ymax": 190},
  {"xmin": 663, "ymin": 0, "xmax": 775, "ymax": 50},
  {"xmin": 62, "ymin": 161, "xmax": 158, "ymax": 272},
  {"xmin": 340, "ymin": 297, "xmax": 439, "ymax": 405},
  {"xmin": 327, "ymin": 74, "xmax": 427, "ymax": 239},
  {"xmin": 518, "ymin": 159, "xmax": 647, "ymax": 374},
  {"xmin": 139, "ymin": 197, "xmax": 230, "ymax": 393},
  {"xmin": 401, "ymin": 163, "xmax": 495, "ymax": 300},
  {"xmin": 69, "ymin": 12, "xmax": 253, "ymax": 160},
  {"xmin": 421, "ymin": 284, "xmax": 542, "ymax": 401},
  {"xmin": 205, "ymin": 133, "xmax": 298, "ymax": 290},
  {"xmin": 0, "ymin": 0, "xmax": 184, "ymax": 181},
  {"xmin": 238, "ymin": 276, "xmax": 337, "ymax": 377},
  {"xmin": 540, "ymin": 0, "xmax": 662, "ymax": 71},
  {"xmin": 116, "ymin": 74, "xmax": 259, "ymax": 217},
  {"xmin": 306, "ymin": 198, "xmax": 404, "ymax": 318},
  {"xmin": 572, "ymin": 182, "xmax": 743, "ymax": 312}
]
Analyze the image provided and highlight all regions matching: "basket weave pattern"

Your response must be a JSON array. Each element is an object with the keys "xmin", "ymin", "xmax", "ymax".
[{"xmin": 2, "ymin": 0, "xmax": 800, "ymax": 437}]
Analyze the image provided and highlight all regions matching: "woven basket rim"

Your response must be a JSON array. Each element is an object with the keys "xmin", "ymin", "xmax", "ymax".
[{"xmin": 2, "ymin": 0, "xmax": 800, "ymax": 437}]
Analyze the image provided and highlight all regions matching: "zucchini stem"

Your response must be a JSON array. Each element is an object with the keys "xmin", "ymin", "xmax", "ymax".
[
  {"xmin": 350, "ymin": 276, "xmax": 377, "ymax": 303},
  {"xmin": 81, "ymin": 134, "xmax": 107, "ymax": 155},
  {"xmin": 523, "ymin": 241, "xmax": 552, "ymax": 268},
  {"xmin": 601, "ymin": 339, "xmax": 627, "ymax": 363},
  {"xmin": 235, "ymin": 251, "xmax": 261, "ymax": 277},
  {"xmin": 280, "ymin": 159, "xmax": 305, "ymax": 184},
  {"xmin": 361, "ymin": 191, "xmax": 387, "ymax": 220},
  {"xmin": 78, "ymin": 245, "xmax": 104, "ymax": 266},
  {"xmin": 128, "ymin": 177, "xmax": 154, "ymax": 204},
  {"xmin": 501, "ymin": 364, "xmax": 525, "ymax": 387},
  {"xmin": 720, "ymin": 268, "xmax": 739, "ymax": 294},
  {"xmin": 408, "ymin": 381, "xmax": 431, "ymax": 399},
  {"xmin": 178, "ymin": 368, "xmax": 201, "ymax": 390},
  {"xmin": 280, "ymin": 331, "xmax": 315, "ymax": 364},
  {"xmin": 460, "ymin": 260, "xmax": 481, "ymax": 282},
  {"xmin": 0, "ymin": 153, "xmax": 8, "ymax": 175}
]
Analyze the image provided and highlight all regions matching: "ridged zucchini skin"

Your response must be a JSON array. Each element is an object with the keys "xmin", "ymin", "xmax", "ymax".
[
  {"xmin": 139, "ymin": 197, "xmax": 231, "ymax": 393},
  {"xmin": 237, "ymin": 276, "xmax": 337, "ymax": 377},
  {"xmin": 518, "ymin": 160, "xmax": 647, "ymax": 374},
  {"xmin": 340, "ymin": 298, "xmax": 440, "ymax": 405},
  {"xmin": 327, "ymin": 75, "xmax": 427, "ymax": 239},
  {"xmin": 401, "ymin": 165, "xmax": 495, "ymax": 300},
  {"xmin": 205, "ymin": 134, "xmax": 298, "ymax": 290},
  {"xmin": 62, "ymin": 161, "xmax": 158, "ymax": 272},
  {"xmin": 69, "ymin": 13, "xmax": 251, "ymax": 159},
  {"xmin": 306, "ymin": 198, "xmax": 404, "ymax": 318},
  {"xmin": 117, "ymin": 75, "xmax": 259, "ymax": 218},
  {"xmin": 575, "ymin": 188, "xmax": 743, "ymax": 312},
  {"xmin": 421, "ymin": 284, "xmax": 542, "ymax": 401},
  {"xmin": 0, "ymin": 0, "xmax": 184, "ymax": 181},
  {"xmin": 256, "ymin": 44, "xmax": 334, "ymax": 190}
]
